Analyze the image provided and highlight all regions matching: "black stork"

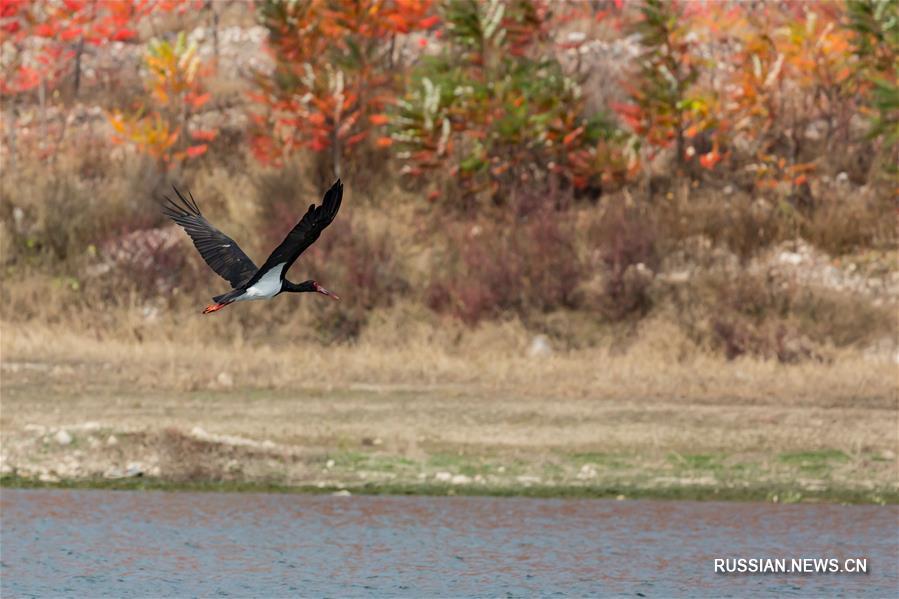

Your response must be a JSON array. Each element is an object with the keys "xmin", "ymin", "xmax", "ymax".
[{"xmin": 163, "ymin": 180, "xmax": 343, "ymax": 314}]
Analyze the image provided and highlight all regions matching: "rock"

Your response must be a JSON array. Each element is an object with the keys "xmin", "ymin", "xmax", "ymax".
[
  {"xmin": 325, "ymin": 459, "xmax": 335, "ymax": 469},
  {"xmin": 106, "ymin": 435, "xmax": 118, "ymax": 446},
  {"xmin": 515, "ymin": 475, "xmax": 541, "ymax": 485},
  {"xmin": 528, "ymin": 335, "xmax": 553, "ymax": 358},
  {"xmin": 38, "ymin": 473, "xmax": 60, "ymax": 483},
  {"xmin": 332, "ymin": 489, "xmax": 352, "ymax": 497},
  {"xmin": 777, "ymin": 251, "xmax": 804, "ymax": 266},
  {"xmin": 450, "ymin": 474, "xmax": 472, "ymax": 485},
  {"xmin": 577, "ymin": 464, "xmax": 597, "ymax": 480},
  {"xmin": 104, "ymin": 468, "xmax": 124, "ymax": 479},
  {"xmin": 124, "ymin": 462, "xmax": 144, "ymax": 477},
  {"xmin": 54, "ymin": 430, "xmax": 73, "ymax": 446},
  {"xmin": 434, "ymin": 471, "xmax": 452, "ymax": 482}
]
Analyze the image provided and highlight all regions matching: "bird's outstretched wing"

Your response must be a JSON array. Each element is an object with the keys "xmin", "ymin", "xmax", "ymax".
[
  {"xmin": 249, "ymin": 179, "xmax": 343, "ymax": 284},
  {"xmin": 162, "ymin": 187, "xmax": 258, "ymax": 289}
]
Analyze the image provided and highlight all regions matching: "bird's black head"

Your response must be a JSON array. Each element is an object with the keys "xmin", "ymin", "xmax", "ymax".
[{"xmin": 286, "ymin": 279, "xmax": 340, "ymax": 300}]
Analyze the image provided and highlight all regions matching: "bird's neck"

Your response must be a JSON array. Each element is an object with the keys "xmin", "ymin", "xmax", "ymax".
[{"xmin": 282, "ymin": 280, "xmax": 316, "ymax": 293}]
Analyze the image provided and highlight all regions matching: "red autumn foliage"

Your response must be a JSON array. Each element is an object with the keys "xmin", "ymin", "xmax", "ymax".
[{"xmin": 249, "ymin": 0, "xmax": 437, "ymax": 176}]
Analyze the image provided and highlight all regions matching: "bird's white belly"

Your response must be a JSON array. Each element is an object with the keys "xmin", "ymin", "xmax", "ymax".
[{"xmin": 240, "ymin": 262, "xmax": 285, "ymax": 300}]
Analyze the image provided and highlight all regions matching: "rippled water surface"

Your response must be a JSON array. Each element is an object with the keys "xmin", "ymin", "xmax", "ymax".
[{"xmin": 1, "ymin": 489, "xmax": 896, "ymax": 597}]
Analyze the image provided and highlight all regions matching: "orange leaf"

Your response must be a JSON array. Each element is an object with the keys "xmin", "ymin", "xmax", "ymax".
[
  {"xmin": 369, "ymin": 114, "xmax": 389, "ymax": 125},
  {"xmin": 562, "ymin": 126, "xmax": 584, "ymax": 147},
  {"xmin": 60, "ymin": 26, "xmax": 83, "ymax": 41},
  {"xmin": 190, "ymin": 129, "xmax": 218, "ymax": 141},
  {"xmin": 419, "ymin": 15, "xmax": 440, "ymax": 29},
  {"xmin": 699, "ymin": 150, "xmax": 721, "ymax": 170},
  {"xmin": 189, "ymin": 93, "xmax": 211, "ymax": 108},
  {"xmin": 186, "ymin": 144, "xmax": 207, "ymax": 158},
  {"xmin": 376, "ymin": 137, "xmax": 393, "ymax": 148},
  {"xmin": 345, "ymin": 131, "xmax": 367, "ymax": 146},
  {"xmin": 111, "ymin": 28, "xmax": 136, "ymax": 41}
]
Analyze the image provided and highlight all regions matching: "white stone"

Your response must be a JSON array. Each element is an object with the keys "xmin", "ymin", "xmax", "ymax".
[
  {"xmin": 577, "ymin": 464, "xmax": 597, "ymax": 480},
  {"xmin": 55, "ymin": 430, "xmax": 73, "ymax": 446},
  {"xmin": 216, "ymin": 371, "xmax": 234, "ymax": 388},
  {"xmin": 777, "ymin": 251, "xmax": 804, "ymax": 266},
  {"xmin": 450, "ymin": 474, "xmax": 472, "ymax": 485},
  {"xmin": 332, "ymin": 489, "xmax": 352, "ymax": 497},
  {"xmin": 528, "ymin": 335, "xmax": 553, "ymax": 358},
  {"xmin": 106, "ymin": 435, "xmax": 118, "ymax": 446},
  {"xmin": 434, "ymin": 471, "xmax": 452, "ymax": 482}
]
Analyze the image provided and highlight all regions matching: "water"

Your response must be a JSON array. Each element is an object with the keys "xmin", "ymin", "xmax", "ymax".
[{"xmin": 1, "ymin": 489, "xmax": 896, "ymax": 598}]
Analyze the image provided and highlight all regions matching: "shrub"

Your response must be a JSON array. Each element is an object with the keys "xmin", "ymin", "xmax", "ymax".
[
  {"xmin": 250, "ymin": 0, "xmax": 437, "ymax": 183},
  {"xmin": 390, "ymin": 0, "xmax": 634, "ymax": 205},
  {"xmin": 585, "ymin": 200, "xmax": 658, "ymax": 320},
  {"xmin": 427, "ymin": 201, "xmax": 583, "ymax": 323}
]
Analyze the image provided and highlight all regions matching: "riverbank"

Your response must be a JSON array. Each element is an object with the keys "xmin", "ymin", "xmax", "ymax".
[
  {"xmin": 3, "ymin": 475, "xmax": 897, "ymax": 504},
  {"xmin": 2, "ymin": 323, "xmax": 896, "ymax": 505}
]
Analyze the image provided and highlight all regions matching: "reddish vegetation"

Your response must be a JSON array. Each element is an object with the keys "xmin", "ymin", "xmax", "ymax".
[{"xmin": 1, "ymin": 1, "xmax": 895, "ymax": 356}]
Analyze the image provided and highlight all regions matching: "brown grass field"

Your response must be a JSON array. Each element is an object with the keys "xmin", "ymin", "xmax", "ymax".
[{"xmin": 2, "ymin": 315, "xmax": 896, "ymax": 503}]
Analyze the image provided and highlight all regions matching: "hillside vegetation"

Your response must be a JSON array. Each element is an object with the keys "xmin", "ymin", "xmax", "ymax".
[{"xmin": 2, "ymin": 0, "xmax": 896, "ymax": 363}]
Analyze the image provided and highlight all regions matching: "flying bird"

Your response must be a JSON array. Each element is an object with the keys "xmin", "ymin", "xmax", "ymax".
[{"xmin": 163, "ymin": 180, "xmax": 343, "ymax": 314}]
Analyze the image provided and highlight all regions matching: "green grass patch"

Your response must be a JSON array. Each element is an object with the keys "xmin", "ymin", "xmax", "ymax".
[
  {"xmin": 667, "ymin": 453, "xmax": 724, "ymax": 470},
  {"xmin": 778, "ymin": 449, "xmax": 849, "ymax": 473},
  {"xmin": 325, "ymin": 451, "xmax": 417, "ymax": 472},
  {"xmin": 425, "ymin": 453, "xmax": 514, "ymax": 476}
]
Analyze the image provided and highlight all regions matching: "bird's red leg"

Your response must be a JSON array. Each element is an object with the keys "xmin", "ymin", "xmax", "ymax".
[{"xmin": 202, "ymin": 302, "xmax": 229, "ymax": 314}]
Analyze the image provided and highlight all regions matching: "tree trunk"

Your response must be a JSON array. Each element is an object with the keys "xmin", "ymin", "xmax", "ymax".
[{"xmin": 73, "ymin": 37, "xmax": 85, "ymax": 99}]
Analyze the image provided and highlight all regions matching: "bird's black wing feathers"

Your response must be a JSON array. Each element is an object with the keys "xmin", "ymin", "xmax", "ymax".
[
  {"xmin": 162, "ymin": 187, "xmax": 258, "ymax": 288},
  {"xmin": 250, "ymin": 179, "xmax": 343, "ymax": 284}
]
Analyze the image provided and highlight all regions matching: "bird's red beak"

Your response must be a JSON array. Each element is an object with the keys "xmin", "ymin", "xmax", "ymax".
[{"xmin": 314, "ymin": 283, "xmax": 340, "ymax": 301}]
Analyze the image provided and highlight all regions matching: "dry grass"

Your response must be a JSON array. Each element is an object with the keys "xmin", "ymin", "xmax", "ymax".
[
  {"xmin": 1, "ymin": 316, "xmax": 896, "ymax": 498},
  {"xmin": 1, "ymin": 310, "xmax": 895, "ymax": 403}
]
